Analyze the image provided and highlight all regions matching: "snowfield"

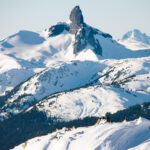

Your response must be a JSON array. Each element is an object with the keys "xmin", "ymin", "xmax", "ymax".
[
  {"xmin": 13, "ymin": 118, "xmax": 150, "ymax": 150},
  {"xmin": 119, "ymin": 38, "xmax": 150, "ymax": 50},
  {"xmin": 35, "ymin": 85, "xmax": 150, "ymax": 121}
]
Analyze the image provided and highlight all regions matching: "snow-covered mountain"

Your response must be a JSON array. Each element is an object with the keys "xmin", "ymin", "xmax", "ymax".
[
  {"xmin": 0, "ymin": 7, "xmax": 131, "ymax": 94},
  {"xmin": 0, "ymin": 5, "xmax": 150, "ymax": 150},
  {"xmin": 119, "ymin": 29, "xmax": 150, "ymax": 50},
  {"xmin": 13, "ymin": 118, "xmax": 150, "ymax": 150}
]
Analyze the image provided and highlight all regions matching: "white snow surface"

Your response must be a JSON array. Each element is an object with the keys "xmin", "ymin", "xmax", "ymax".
[
  {"xmin": 1, "ymin": 56, "xmax": 150, "ymax": 121},
  {"xmin": 36, "ymin": 85, "xmax": 150, "ymax": 121},
  {"xmin": 0, "ymin": 52, "xmax": 35, "ymax": 94},
  {"xmin": 13, "ymin": 117, "xmax": 150, "ymax": 150},
  {"xmin": 119, "ymin": 38, "xmax": 150, "ymax": 50},
  {"xmin": 0, "ymin": 29, "xmax": 74, "ymax": 93}
]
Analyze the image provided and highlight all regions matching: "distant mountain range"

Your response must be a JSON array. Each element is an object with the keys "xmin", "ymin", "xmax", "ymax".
[
  {"xmin": 0, "ymin": 6, "xmax": 150, "ymax": 150},
  {"xmin": 119, "ymin": 29, "xmax": 150, "ymax": 50}
]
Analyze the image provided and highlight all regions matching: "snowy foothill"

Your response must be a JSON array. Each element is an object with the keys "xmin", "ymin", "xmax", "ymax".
[
  {"xmin": 1, "ymin": 55, "xmax": 150, "ymax": 121},
  {"xmin": 35, "ymin": 84, "xmax": 150, "ymax": 122}
]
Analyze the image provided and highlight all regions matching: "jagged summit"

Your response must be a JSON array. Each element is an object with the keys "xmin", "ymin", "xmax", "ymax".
[
  {"xmin": 121, "ymin": 29, "xmax": 150, "ymax": 45},
  {"xmin": 70, "ymin": 6, "xmax": 84, "ymax": 25},
  {"xmin": 122, "ymin": 29, "xmax": 143, "ymax": 40},
  {"xmin": 70, "ymin": 6, "xmax": 102, "ymax": 55},
  {"xmin": 48, "ymin": 6, "xmax": 113, "ymax": 56},
  {"xmin": 119, "ymin": 29, "xmax": 150, "ymax": 50},
  {"xmin": 69, "ymin": 6, "xmax": 84, "ymax": 34}
]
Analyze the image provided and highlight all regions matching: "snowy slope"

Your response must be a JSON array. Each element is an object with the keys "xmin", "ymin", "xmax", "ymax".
[
  {"xmin": 27, "ymin": 56, "xmax": 150, "ymax": 121},
  {"xmin": 118, "ymin": 29, "xmax": 150, "ymax": 50},
  {"xmin": 0, "ymin": 29, "xmax": 74, "ymax": 94},
  {"xmin": 1, "ymin": 56, "xmax": 150, "ymax": 121},
  {"xmin": 98, "ymin": 57, "xmax": 150, "ymax": 93},
  {"xmin": 13, "ymin": 117, "xmax": 150, "ymax": 150},
  {"xmin": 0, "ymin": 28, "xmax": 137, "ymax": 64},
  {"xmin": 1, "ymin": 28, "xmax": 150, "ymax": 94},
  {"xmin": 0, "ymin": 29, "xmax": 117, "ymax": 94},
  {"xmin": 0, "ymin": 30, "xmax": 76, "ymax": 64},
  {"xmin": 0, "ymin": 52, "xmax": 36, "ymax": 94},
  {"xmin": 0, "ymin": 61, "xmax": 105, "ymax": 120},
  {"xmin": 35, "ymin": 85, "xmax": 150, "ymax": 121}
]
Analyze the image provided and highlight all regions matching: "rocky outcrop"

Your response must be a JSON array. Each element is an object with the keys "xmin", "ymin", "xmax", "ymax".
[
  {"xmin": 74, "ymin": 26, "xmax": 102, "ymax": 55},
  {"xmin": 49, "ymin": 23, "xmax": 69, "ymax": 37},
  {"xmin": 69, "ymin": 6, "xmax": 84, "ymax": 34},
  {"xmin": 69, "ymin": 6, "xmax": 102, "ymax": 55},
  {"xmin": 48, "ymin": 5, "xmax": 112, "ymax": 56}
]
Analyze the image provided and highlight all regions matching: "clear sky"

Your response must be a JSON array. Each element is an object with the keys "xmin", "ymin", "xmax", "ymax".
[{"xmin": 0, "ymin": 0, "xmax": 150, "ymax": 40}]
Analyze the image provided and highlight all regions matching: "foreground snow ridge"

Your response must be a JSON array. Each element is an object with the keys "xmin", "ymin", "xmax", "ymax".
[{"xmin": 13, "ymin": 118, "xmax": 150, "ymax": 150}]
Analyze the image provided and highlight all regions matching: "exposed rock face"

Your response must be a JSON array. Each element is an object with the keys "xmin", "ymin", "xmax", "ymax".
[
  {"xmin": 70, "ymin": 6, "xmax": 84, "ymax": 25},
  {"xmin": 48, "ymin": 6, "xmax": 112, "ymax": 56},
  {"xmin": 74, "ymin": 26, "xmax": 102, "ymax": 55},
  {"xmin": 69, "ymin": 6, "xmax": 84, "ymax": 34},
  {"xmin": 69, "ymin": 6, "xmax": 102, "ymax": 55},
  {"xmin": 101, "ymin": 33, "xmax": 112, "ymax": 39},
  {"xmin": 49, "ymin": 24, "xmax": 69, "ymax": 37}
]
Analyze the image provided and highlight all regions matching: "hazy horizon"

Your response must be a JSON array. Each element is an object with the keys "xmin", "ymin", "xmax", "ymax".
[{"xmin": 0, "ymin": 0, "xmax": 150, "ymax": 40}]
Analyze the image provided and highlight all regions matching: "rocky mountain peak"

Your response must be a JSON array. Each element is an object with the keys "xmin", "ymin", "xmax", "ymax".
[
  {"xmin": 70, "ymin": 6, "xmax": 84, "ymax": 26},
  {"xmin": 48, "ymin": 6, "xmax": 113, "ymax": 56},
  {"xmin": 69, "ymin": 6, "xmax": 84, "ymax": 34},
  {"xmin": 121, "ymin": 29, "xmax": 150, "ymax": 45},
  {"xmin": 68, "ymin": 6, "xmax": 102, "ymax": 55}
]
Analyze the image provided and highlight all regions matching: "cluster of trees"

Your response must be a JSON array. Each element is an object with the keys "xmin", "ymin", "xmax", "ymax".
[
  {"xmin": 1, "ymin": 102, "xmax": 150, "ymax": 150},
  {"xmin": 0, "ymin": 107, "xmax": 98, "ymax": 150},
  {"xmin": 106, "ymin": 102, "xmax": 150, "ymax": 122}
]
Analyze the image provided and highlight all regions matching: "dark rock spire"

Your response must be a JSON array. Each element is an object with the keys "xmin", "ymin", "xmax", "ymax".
[
  {"xmin": 69, "ymin": 6, "xmax": 102, "ymax": 55},
  {"xmin": 70, "ymin": 6, "xmax": 84, "ymax": 25},
  {"xmin": 69, "ymin": 6, "xmax": 84, "ymax": 34},
  {"xmin": 48, "ymin": 5, "xmax": 107, "ymax": 56}
]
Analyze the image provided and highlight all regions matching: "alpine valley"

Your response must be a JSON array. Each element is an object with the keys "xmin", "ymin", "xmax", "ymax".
[{"xmin": 0, "ymin": 6, "xmax": 150, "ymax": 150}]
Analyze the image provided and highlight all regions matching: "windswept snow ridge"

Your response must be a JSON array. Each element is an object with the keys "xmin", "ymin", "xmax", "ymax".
[{"xmin": 13, "ymin": 118, "xmax": 150, "ymax": 150}]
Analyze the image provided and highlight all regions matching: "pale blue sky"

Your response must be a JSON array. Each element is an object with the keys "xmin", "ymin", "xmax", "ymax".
[{"xmin": 0, "ymin": 0, "xmax": 150, "ymax": 40}]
